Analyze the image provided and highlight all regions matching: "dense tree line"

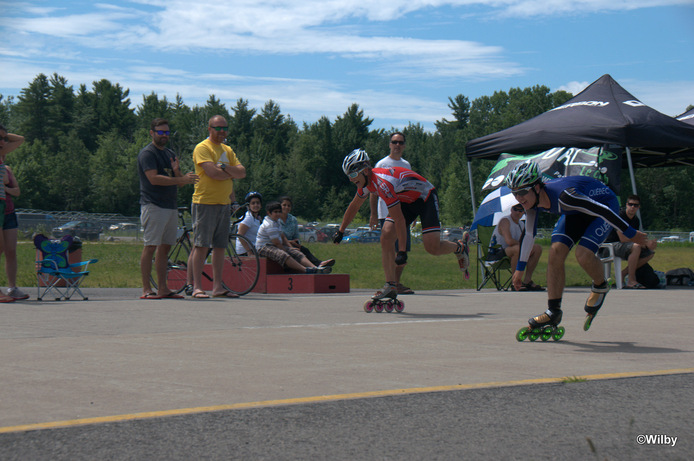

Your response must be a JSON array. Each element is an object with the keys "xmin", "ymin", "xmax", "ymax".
[{"xmin": 1, "ymin": 73, "xmax": 693, "ymax": 230}]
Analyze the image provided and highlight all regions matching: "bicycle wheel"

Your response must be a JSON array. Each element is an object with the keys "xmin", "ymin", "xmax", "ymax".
[
  {"xmin": 223, "ymin": 234, "xmax": 260, "ymax": 296},
  {"xmin": 150, "ymin": 237, "xmax": 191, "ymax": 295}
]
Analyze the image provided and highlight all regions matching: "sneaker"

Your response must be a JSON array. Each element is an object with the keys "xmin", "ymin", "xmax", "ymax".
[
  {"xmin": 319, "ymin": 259, "xmax": 336, "ymax": 267},
  {"xmin": 396, "ymin": 283, "xmax": 414, "ymax": 295},
  {"xmin": 305, "ymin": 267, "xmax": 318, "ymax": 274},
  {"xmin": 7, "ymin": 287, "xmax": 30, "ymax": 300},
  {"xmin": 317, "ymin": 266, "xmax": 332, "ymax": 274}
]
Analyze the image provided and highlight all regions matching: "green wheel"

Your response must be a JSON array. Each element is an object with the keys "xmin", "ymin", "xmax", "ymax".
[
  {"xmin": 553, "ymin": 326, "xmax": 565, "ymax": 341},
  {"xmin": 516, "ymin": 327, "xmax": 530, "ymax": 342},
  {"xmin": 583, "ymin": 314, "xmax": 594, "ymax": 331},
  {"xmin": 529, "ymin": 329, "xmax": 541, "ymax": 341},
  {"xmin": 541, "ymin": 326, "xmax": 553, "ymax": 341}
]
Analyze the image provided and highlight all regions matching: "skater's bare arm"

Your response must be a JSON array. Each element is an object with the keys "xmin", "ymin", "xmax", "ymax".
[{"xmin": 338, "ymin": 193, "xmax": 366, "ymax": 233}]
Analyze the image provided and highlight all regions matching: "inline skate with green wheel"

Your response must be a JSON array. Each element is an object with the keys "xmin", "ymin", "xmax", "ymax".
[
  {"xmin": 516, "ymin": 308, "xmax": 565, "ymax": 342},
  {"xmin": 363, "ymin": 283, "xmax": 405, "ymax": 313}
]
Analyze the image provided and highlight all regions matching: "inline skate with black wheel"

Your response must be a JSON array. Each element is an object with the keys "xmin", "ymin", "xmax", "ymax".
[
  {"xmin": 363, "ymin": 283, "xmax": 405, "ymax": 313},
  {"xmin": 516, "ymin": 308, "xmax": 565, "ymax": 342}
]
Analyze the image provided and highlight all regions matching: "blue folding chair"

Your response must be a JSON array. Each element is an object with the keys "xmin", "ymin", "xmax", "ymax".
[{"xmin": 34, "ymin": 234, "xmax": 98, "ymax": 301}]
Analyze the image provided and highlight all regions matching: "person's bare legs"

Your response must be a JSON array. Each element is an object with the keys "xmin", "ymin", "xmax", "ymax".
[
  {"xmin": 154, "ymin": 244, "xmax": 171, "ymax": 295},
  {"xmin": 140, "ymin": 245, "xmax": 157, "ymax": 296},
  {"xmin": 575, "ymin": 245, "xmax": 606, "ymax": 286},
  {"xmin": 547, "ymin": 242, "xmax": 570, "ymax": 300},
  {"xmin": 380, "ymin": 221, "xmax": 398, "ymax": 282}
]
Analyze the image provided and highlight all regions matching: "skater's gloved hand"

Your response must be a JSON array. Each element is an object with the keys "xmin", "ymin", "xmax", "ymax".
[
  {"xmin": 332, "ymin": 230, "xmax": 344, "ymax": 244},
  {"xmin": 395, "ymin": 251, "xmax": 408, "ymax": 265}
]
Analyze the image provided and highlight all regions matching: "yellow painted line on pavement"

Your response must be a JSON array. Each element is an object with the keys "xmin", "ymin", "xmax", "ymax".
[{"xmin": 2, "ymin": 367, "xmax": 693, "ymax": 434}]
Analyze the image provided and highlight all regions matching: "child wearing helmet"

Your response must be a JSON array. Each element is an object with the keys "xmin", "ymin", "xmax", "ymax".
[
  {"xmin": 334, "ymin": 149, "xmax": 470, "ymax": 301},
  {"xmin": 235, "ymin": 191, "xmax": 263, "ymax": 255},
  {"xmin": 505, "ymin": 161, "xmax": 648, "ymax": 335}
]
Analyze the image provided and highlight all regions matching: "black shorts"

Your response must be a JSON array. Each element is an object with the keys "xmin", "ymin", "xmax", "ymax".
[{"xmin": 385, "ymin": 189, "xmax": 441, "ymax": 236}]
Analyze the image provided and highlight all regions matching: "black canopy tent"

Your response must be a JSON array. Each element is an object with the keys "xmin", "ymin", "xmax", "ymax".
[{"xmin": 464, "ymin": 74, "xmax": 694, "ymax": 214}]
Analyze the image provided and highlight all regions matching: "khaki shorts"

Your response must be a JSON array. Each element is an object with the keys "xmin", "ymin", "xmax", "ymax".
[
  {"xmin": 192, "ymin": 203, "xmax": 231, "ymax": 249},
  {"xmin": 141, "ymin": 203, "xmax": 178, "ymax": 246}
]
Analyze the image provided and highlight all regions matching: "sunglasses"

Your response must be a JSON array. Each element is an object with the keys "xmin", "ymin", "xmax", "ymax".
[
  {"xmin": 512, "ymin": 206, "xmax": 524, "ymax": 212},
  {"xmin": 0, "ymin": 136, "xmax": 9, "ymax": 142},
  {"xmin": 511, "ymin": 186, "xmax": 533, "ymax": 197},
  {"xmin": 627, "ymin": 202, "xmax": 640, "ymax": 207},
  {"xmin": 390, "ymin": 140, "xmax": 405, "ymax": 145},
  {"xmin": 153, "ymin": 130, "xmax": 170, "ymax": 136},
  {"xmin": 210, "ymin": 126, "xmax": 228, "ymax": 132}
]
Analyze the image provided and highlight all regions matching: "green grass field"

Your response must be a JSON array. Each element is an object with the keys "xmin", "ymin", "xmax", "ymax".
[{"xmin": 11, "ymin": 239, "xmax": 693, "ymax": 291}]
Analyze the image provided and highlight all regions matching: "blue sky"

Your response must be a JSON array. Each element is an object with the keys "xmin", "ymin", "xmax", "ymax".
[{"xmin": 1, "ymin": 0, "xmax": 693, "ymax": 132}]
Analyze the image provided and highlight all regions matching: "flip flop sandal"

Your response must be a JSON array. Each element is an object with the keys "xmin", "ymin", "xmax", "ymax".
[{"xmin": 140, "ymin": 292, "xmax": 161, "ymax": 299}]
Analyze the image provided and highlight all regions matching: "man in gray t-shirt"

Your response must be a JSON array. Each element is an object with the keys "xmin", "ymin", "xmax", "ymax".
[{"xmin": 137, "ymin": 118, "xmax": 197, "ymax": 299}]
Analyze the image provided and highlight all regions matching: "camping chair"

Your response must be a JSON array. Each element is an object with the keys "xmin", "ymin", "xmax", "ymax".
[
  {"xmin": 476, "ymin": 225, "xmax": 513, "ymax": 291},
  {"xmin": 34, "ymin": 234, "xmax": 98, "ymax": 301}
]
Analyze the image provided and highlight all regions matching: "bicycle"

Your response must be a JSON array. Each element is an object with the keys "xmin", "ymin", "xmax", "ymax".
[{"xmin": 150, "ymin": 206, "xmax": 260, "ymax": 296}]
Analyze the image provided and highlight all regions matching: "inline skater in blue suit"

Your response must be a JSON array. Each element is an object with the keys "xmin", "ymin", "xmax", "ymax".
[{"xmin": 506, "ymin": 162, "xmax": 648, "ymax": 338}]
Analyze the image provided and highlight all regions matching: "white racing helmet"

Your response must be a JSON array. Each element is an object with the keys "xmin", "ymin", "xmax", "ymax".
[{"xmin": 342, "ymin": 148, "xmax": 370, "ymax": 176}]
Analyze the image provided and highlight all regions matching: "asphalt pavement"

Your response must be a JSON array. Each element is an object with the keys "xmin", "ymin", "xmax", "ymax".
[{"xmin": 1, "ymin": 286, "xmax": 692, "ymax": 459}]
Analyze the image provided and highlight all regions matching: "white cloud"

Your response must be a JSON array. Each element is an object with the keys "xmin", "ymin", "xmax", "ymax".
[{"xmin": 557, "ymin": 80, "xmax": 590, "ymax": 96}]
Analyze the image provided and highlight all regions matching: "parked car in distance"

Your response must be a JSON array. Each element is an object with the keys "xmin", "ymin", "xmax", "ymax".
[
  {"xmin": 307, "ymin": 226, "xmax": 329, "ymax": 242},
  {"xmin": 52, "ymin": 221, "xmax": 103, "ymax": 241},
  {"xmin": 342, "ymin": 230, "xmax": 381, "ymax": 243},
  {"xmin": 297, "ymin": 224, "xmax": 317, "ymax": 242},
  {"xmin": 657, "ymin": 235, "xmax": 681, "ymax": 243},
  {"xmin": 108, "ymin": 222, "xmax": 138, "ymax": 231}
]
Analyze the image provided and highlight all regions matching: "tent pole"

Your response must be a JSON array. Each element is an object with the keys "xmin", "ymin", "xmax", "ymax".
[
  {"xmin": 467, "ymin": 159, "xmax": 477, "ymax": 217},
  {"xmin": 626, "ymin": 146, "xmax": 638, "ymax": 196},
  {"xmin": 625, "ymin": 146, "xmax": 643, "ymax": 229}
]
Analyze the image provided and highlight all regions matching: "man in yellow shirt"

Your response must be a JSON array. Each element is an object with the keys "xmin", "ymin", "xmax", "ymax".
[{"xmin": 190, "ymin": 115, "xmax": 246, "ymax": 298}]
